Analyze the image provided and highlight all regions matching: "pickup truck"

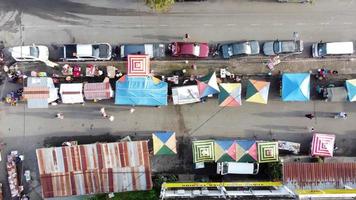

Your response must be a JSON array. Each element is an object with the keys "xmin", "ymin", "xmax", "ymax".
[
  {"xmin": 263, "ymin": 40, "xmax": 303, "ymax": 56},
  {"xmin": 120, "ymin": 44, "xmax": 165, "ymax": 59},
  {"xmin": 61, "ymin": 43, "xmax": 112, "ymax": 61}
]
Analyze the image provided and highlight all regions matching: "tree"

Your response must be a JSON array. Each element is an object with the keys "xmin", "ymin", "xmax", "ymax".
[{"xmin": 145, "ymin": 0, "xmax": 175, "ymax": 12}]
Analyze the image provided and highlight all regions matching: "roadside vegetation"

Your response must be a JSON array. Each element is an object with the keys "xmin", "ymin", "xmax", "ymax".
[{"xmin": 145, "ymin": 0, "xmax": 175, "ymax": 12}]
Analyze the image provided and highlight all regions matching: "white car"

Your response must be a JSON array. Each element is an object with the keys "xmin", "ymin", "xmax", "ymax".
[{"xmin": 9, "ymin": 45, "xmax": 49, "ymax": 62}]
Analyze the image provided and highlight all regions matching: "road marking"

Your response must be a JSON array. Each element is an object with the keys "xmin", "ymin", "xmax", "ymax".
[
  {"xmin": 320, "ymin": 22, "xmax": 330, "ymax": 25},
  {"xmin": 159, "ymin": 24, "xmax": 168, "ymax": 27},
  {"xmin": 250, "ymin": 23, "xmax": 260, "ymax": 26},
  {"xmin": 203, "ymin": 24, "xmax": 212, "ymax": 26},
  {"xmin": 226, "ymin": 23, "xmax": 236, "ymax": 26},
  {"xmin": 296, "ymin": 23, "xmax": 306, "ymax": 26},
  {"xmin": 273, "ymin": 23, "xmax": 283, "ymax": 26},
  {"xmin": 343, "ymin": 22, "xmax": 352, "ymax": 25}
]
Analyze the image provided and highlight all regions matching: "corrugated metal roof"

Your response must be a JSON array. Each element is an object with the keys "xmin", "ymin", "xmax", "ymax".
[
  {"xmin": 23, "ymin": 87, "xmax": 49, "ymax": 99},
  {"xmin": 36, "ymin": 141, "xmax": 152, "ymax": 198},
  {"xmin": 283, "ymin": 163, "xmax": 356, "ymax": 188}
]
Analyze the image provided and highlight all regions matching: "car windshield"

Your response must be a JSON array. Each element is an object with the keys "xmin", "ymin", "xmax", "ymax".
[
  {"xmin": 318, "ymin": 43, "xmax": 327, "ymax": 57},
  {"xmin": 273, "ymin": 41, "xmax": 281, "ymax": 54},
  {"xmin": 30, "ymin": 46, "xmax": 39, "ymax": 58}
]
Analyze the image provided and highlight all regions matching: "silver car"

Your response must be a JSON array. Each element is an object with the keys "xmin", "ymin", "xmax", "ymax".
[{"xmin": 220, "ymin": 41, "xmax": 260, "ymax": 59}]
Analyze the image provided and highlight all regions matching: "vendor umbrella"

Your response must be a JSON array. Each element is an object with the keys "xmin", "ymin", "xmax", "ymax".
[
  {"xmin": 196, "ymin": 72, "xmax": 220, "ymax": 98},
  {"xmin": 311, "ymin": 133, "xmax": 335, "ymax": 157},
  {"xmin": 246, "ymin": 80, "xmax": 270, "ymax": 104},
  {"xmin": 346, "ymin": 79, "xmax": 356, "ymax": 102},
  {"xmin": 192, "ymin": 140, "xmax": 215, "ymax": 163},
  {"xmin": 257, "ymin": 142, "xmax": 279, "ymax": 163},
  {"xmin": 236, "ymin": 140, "xmax": 257, "ymax": 162},
  {"xmin": 152, "ymin": 131, "xmax": 177, "ymax": 155},
  {"xmin": 218, "ymin": 83, "xmax": 242, "ymax": 107},
  {"xmin": 214, "ymin": 140, "xmax": 237, "ymax": 162}
]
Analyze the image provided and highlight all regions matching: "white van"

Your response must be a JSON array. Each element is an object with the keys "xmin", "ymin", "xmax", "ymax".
[
  {"xmin": 216, "ymin": 162, "xmax": 259, "ymax": 175},
  {"xmin": 312, "ymin": 42, "xmax": 354, "ymax": 58}
]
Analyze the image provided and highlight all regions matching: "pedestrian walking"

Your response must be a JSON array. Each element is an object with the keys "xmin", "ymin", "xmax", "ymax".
[
  {"xmin": 130, "ymin": 108, "xmax": 135, "ymax": 114},
  {"xmin": 100, "ymin": 107, "xmax": 108, "ymax": 118},
  {"xmin": 108, "ymin": 115, "xmax": 115, "ymax": 122},
  {"xmin": 185, "ymin": 33, "xmax": 190, "ymax": 39},
  {"xmin": 56, "ymin": 113, "xmax": 64, "ymax": 119},
  {"xmin": 305, "ymin": 113, "xmax": 314, "ymax": 119}
]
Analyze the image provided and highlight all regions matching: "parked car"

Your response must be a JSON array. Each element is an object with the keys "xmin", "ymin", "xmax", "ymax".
[
  {"xmin": 120, "ymin": 44, "xmax": 165, "ymax": 59},
  {"xmin": 61, "ymin": 43, "xmax": 112, "ymax": 61},
  {"xmin": 169, "ymin": 42, "xmax": 209, "ymax": 58},
  {"xmin": 312, "ymin": 41, "xmax": 354, "ymax": 58},
  {"xmin": 263, "ymin": 40, "xmax": 303, "ymax": 56},
  {"xmin": 220, "ymin": 41, "xmax": 260, "ymax": 59},
  {"xmin": 9, "ymin": 45, "xmax": 49, "ymax": 62},
  {"xmin": 8, "ymin": 44, "xmax": 58, "ymax": 67}
]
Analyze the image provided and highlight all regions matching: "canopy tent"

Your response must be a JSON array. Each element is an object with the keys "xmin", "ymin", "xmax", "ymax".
[
  {"xmin": 311, "ymin": 133, "xmax": 335, "ymax": 157},
  {"xmin": 152, "ymin": 131, "xmax": 177, "ymax": 155},
  {"xmin": 246, "ymin": 80, "xmax": 270, "ymax": 104},
  {"xmin": 84, "ymin": 82, "xmax": 113, "ymax": 100},
  {"xmin": 214, "ymin": 140, "xmax": 237, "ymax": 162},
  {"xmin": 127, "ymin": 54, "xmax": 150, "ymax": 76},
  {"xmin": 326, "ymin": 87, "xmax": 347, "ymax": 102},
  {"xmin": 192, "ymin": 140, "xmax": 215, "ymax": 163},
  {"xmin": 60, "ymin": 83, "xmax": 84, "ymax": 104},
  {"xmin": 346, "ymin": 79, "xmax": 356, "ymax": 102},
  {"xmin": 196, "ymin": 72, "xmax": 220, "ymax": 98},
  {"xmin": 23, "ymin": 77, "xmax": 58, "ymax": 108},
  {"xmin": 218, "ymin": 83, "xmax": 242, "ymax": 107},
  {"xmin": 282, "ymin": 73, "xmax": 310, "ymax": 101},
  {"xmin": 115, "ymin": 75, "xmax": 167, "ymax": 106},
  {"xmin": 172, "ymin": 85, "xmax": 200, "ymax": 105},
  {"xmin": 257, "ymin": 142, "xmax": 279, "ymax": 163},
  {"xmin": 236, "ymin": 140, "xmax": 258, "ymax": 162}
]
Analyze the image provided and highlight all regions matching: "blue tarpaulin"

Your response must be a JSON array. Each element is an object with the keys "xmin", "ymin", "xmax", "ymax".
[
  {"xmin": 282, "ymin": 73, "xmax": 310, "ymax": 101},
  {"xmin": 115, "ymin": 75, "xmax": 168, "ymax": 106}
]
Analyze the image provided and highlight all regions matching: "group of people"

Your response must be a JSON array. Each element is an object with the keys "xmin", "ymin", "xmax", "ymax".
[{"xmin": 55, "ymin": 107, "xmax": 136, "ymax": 121}]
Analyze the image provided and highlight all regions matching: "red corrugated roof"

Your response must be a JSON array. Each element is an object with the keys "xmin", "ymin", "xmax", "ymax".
[
  {"xmin": 36, "ymin": 141, "xmax": 152, "ymax": 198},
  {"xmin": 283, "ymin": 163, "xmax": 356, "ymax": 188},
  {"xmin": 23, "ymin": 87, "xmax": 49, "ymax": 99}
]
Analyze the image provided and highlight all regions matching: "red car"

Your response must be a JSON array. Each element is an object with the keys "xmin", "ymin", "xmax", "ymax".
[{"xmin": 170, "ymin": 42, "xmax": 209, "ymax": 58}]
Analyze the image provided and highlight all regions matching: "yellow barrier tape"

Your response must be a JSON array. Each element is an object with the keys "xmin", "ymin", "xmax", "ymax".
[
  {"xmin": 297, "ymin": 189, "xmax": 356, "ymax": 195},
  {"xmin": 162, "ymin": 181, "xmax": 282, "ymax": 188}
]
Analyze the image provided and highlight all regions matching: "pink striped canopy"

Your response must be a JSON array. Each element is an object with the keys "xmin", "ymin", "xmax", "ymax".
[
  {"xmin": 311, "ymin": 133, "xmax": 335, "ymax": 157},
  {"xmin": 84, "ymin": 82, "xmax": 112, "ymax": 100}
]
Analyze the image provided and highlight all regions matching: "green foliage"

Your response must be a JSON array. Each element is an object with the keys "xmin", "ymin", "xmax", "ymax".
[
  {"xmin": 145, "ymin": 0, "xmax": 175, "ymax": 12},
  {"xmin": 87, "ymin": 190, "xmax": 158, "ymax": 200},
  {"xmin": 261, "ymin": 162, "xmax": 283, "ymax": 181}
]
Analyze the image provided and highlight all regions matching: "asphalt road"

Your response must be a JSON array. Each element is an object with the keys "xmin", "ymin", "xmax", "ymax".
[{"xmin": 1, "ymin": 0, "xmax": 356, "ymax": 46}]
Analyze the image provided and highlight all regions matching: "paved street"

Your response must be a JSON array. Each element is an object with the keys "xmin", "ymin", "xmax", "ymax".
[
  {"xmin": 1, "ymin": 0, "xmax": 356, "ymax": 199},
  {"xmin": 1, "ymin": 0, "xmax": 356, "ymax": 46}
]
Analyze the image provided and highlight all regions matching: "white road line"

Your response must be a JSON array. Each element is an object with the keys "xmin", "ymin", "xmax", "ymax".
[
  {"xmin": 250, "ymin": 23, "xmax": 260, "ymax": 26},
  {"xmin": 320, "ymin": 22, "xmax": 330, "ymax": 25},
  {"xmin": 203, "ymin": 24, "xmax": 212, "ymax": 26},
  {"xmin": 159, "ymin": 24, "xmax": 168, "ymax": 27},
  {"xmin": 273, "ymin": 23, "xmax": 283, "ymax": 26},
  {"xmin": 226, "ymin": 24, "xmax": 236, "ymax": 26},
  {"xmin": 296, "ymin": 23, "xmax": 306, "ymax": 26},
  {"xmin": 343, "ymin": 22, "xmax": 352, "ymax": 25}
]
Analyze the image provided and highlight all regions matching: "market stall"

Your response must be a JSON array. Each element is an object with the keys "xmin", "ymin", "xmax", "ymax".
[
  {"xmin": 214, "ymin": 140, "xmax": 237, "ymax": 162},
  {"xmin": 246, "ymin": 79, "xmax": 270, "ymax": 104},
  {"xmin": 196, "ymin": 72, "xmax": 220, "ymax": 98},
  {"xmin": 152, "ymin": 131, "xmax": 177, "ymax": 155},
  {"xmin": 7, "ymin": 151, "xmax": 23, "ymax": 198},
  {"xmin": 345, "ymin": 79, "xmax": 356, "ymax": 102},
  {"xmin": 60, "ymin": 83, "xmax": 84, "ymax": 104},
  {"xmin": 23, "ymin": 77, "xmax": 58, "ymax": 108},
  {"xmin": 83, "ymin": 82, "xmax": 113, "ymax": 100},
  {"xmin": 311, "ymin": 133, "xmax": 335, "ymax": 157},
  {"xmin": 171, "ymin": 85, "xmax": 200, "ymax": 105},
  {"xmin": 218, "ymin": 83, "xmax": 242, "ymax": 107},
  {"xmin": 257, "ymin": 142, "xmax": 279, "ymax": 163},
  {"xmin": 282, "ymin": 73, "xmax": 310, "ymax": 102}
]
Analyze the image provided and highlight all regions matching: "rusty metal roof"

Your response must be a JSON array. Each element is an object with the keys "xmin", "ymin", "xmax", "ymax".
[
  {"xmin": 283, "ymin": 163, "xmax": 356, "ymax": 188},
  {"xmin": 36, "ymin": 141, "xmax": 152, "ymax": 198}
]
